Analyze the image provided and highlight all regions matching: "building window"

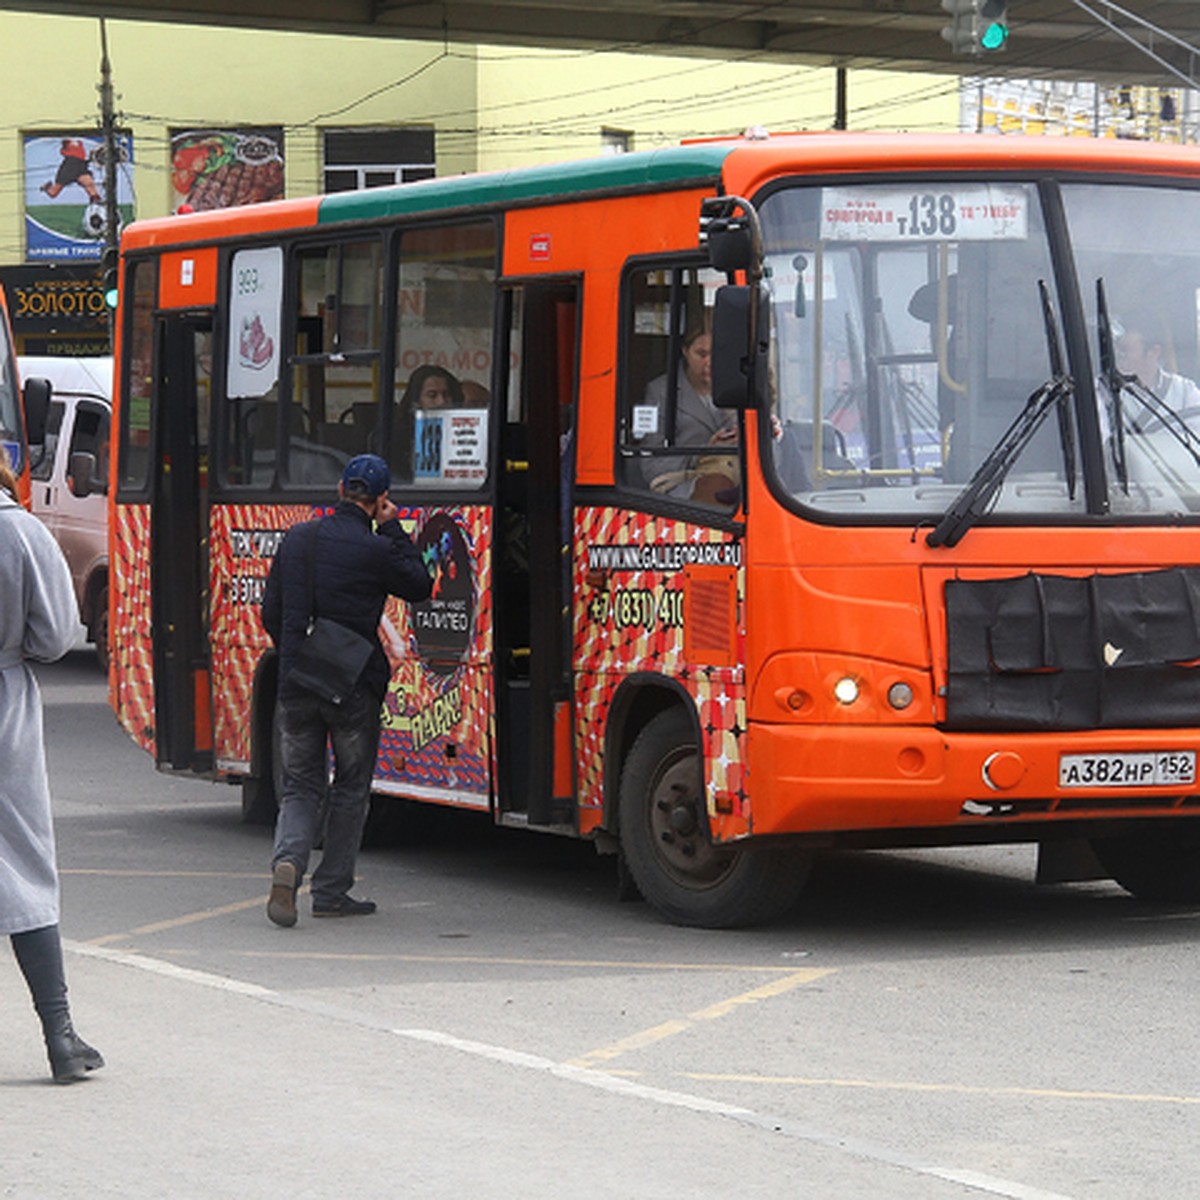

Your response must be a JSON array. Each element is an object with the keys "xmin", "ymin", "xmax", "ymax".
[
  {"xmin": 323, "ymin": 128, "xmax": 436, "ymax": 193},
  {"xmin": 601, "ymin": 128, "xmax": 632, "ymax": 156}
]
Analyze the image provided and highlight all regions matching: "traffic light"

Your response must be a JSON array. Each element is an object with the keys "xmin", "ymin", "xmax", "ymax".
[
  {"xmin": 980, "ymin": 0, "xmax": 1009, "ymax": 50},
  {"xmin": 941, "ymin": 0, "xmax": 1009, "ymax": 54},
  {"xmin": 101, "ymin": 245, "xmax": 119, "ymax": 310}
]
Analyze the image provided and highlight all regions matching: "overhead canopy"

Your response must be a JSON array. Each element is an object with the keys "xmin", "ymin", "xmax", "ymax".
[{"xmin": 0, "ymin": 0, "xmax": 1197, "ymax": 85}]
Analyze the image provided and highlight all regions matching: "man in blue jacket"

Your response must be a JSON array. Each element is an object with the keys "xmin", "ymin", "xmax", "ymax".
[{"xmin": 261, "ymin": 454, "xmax": 431, "ymax": 927}]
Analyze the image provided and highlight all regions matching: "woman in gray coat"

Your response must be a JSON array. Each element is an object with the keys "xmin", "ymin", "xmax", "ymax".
[{"xmin": 0, "ymin": 447, "xmax": 103, "ymax": 1083}]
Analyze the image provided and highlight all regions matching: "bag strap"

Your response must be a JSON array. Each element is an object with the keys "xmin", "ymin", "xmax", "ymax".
[{"xmin": 304, "ymin": 518, "xmax": 321, "ymax": 627}]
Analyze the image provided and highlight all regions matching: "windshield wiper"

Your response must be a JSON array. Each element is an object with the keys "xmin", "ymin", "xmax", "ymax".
[
  {"xmin": 1096, "ymin": 278, "xmax": 1129, "ymax": 492},
  {"xmin": 927, "ymin": 280, "xmax": 1074, "ymax": 549},
  {"xmin": 1097, "ymin": 277, "xmax": 1200, "ymax": 473}
]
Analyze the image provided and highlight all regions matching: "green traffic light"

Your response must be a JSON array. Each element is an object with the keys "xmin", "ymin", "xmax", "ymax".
[
  {"xmin": 104, "ymin": 287, "xmax": 119, "ymax": 309},
  {"xmin": 981, "ymin": 19, "xmax": 1008, "ymax": 49}
]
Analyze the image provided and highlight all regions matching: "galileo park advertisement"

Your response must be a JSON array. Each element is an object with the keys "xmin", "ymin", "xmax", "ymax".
[{"xmin": 24, "ymin": 132, "xmax": 135, "ymax": 262}]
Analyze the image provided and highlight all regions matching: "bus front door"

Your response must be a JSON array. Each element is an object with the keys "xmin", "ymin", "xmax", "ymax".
[
  {"xmin": 151, "ymin": 313, "xmax": 213, "ymax": 773},
  {"xmin": 497, "ymin": 281, "xmax": 579, "ymax": 827}
]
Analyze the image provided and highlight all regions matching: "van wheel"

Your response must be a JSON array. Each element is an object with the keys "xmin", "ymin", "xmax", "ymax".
[
  {"xmin": 94, "ymin": 584, "xmax": 109, "ymax": 672},
  {"xmin": 1091, "ymin": 828, "xmax": 1200, "ymax": 901},
  {"xmin": 618, "ymin": 707, "xmax": 809, "ymax": 928}
]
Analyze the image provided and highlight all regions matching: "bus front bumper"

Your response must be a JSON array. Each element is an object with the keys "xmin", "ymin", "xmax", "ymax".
[{"xmin": 746, "ymin": 723, "xmax": 1200, "ymax": 838}]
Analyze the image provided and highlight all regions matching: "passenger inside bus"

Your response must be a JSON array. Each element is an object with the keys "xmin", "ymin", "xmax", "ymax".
[
  {"xmin": 1115, "ymin": 321, "xmax": 1200, "ymax": 427},
  {"xmin": 390, "ymin": 365, "xmax": 464, "ymax": 480},
  {"xmin": 634, "ymin": 321, "xmax": 739, "ymax": 504}
]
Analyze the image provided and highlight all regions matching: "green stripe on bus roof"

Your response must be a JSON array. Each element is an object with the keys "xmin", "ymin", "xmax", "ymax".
[{"xmin": 316, "ymin": 144, "xmax": 732, "ymax": 224}]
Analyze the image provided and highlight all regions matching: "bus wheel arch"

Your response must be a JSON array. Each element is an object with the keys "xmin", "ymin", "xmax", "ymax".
[
  {"xmin": 242, "ymin": 649, "xmax": 279, "ymax": 826},
  {"xmin": 609, "ymin": 688, "xmax": 810, "ymax": 928}
]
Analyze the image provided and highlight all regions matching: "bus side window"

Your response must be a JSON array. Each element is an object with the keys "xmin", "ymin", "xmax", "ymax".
[
  {"xmin": 391, "ymin": 220, "xmax": 497, "ymax": 491},
  {"xmin": 619, "ymin": 261, "xmax": 735, "ymax": 506},
  {"xmin": 284, "ymin": 240, "xmax": 383, "ymax": 490},
  {"xmin": 223, "ymin": 391, "xmax": 279, "ymax": 488}
]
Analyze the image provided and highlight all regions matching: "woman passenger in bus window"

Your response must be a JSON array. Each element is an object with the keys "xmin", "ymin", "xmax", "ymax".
[
  {"xmin": 636, "ymin": 320, "xmax": 738, "ymax": 502},
  {"xmin": 0, "ymin": 445, "xmax": 105, "ymax": 1083},
  {"xmin": 391, "ymin": 365, "xmax": 465, "ymax": 479}
]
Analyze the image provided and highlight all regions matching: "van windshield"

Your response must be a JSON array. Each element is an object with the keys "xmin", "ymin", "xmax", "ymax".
[{"xmin": 0, "ymin": 314, "xmax": 20, "ymax": 450}]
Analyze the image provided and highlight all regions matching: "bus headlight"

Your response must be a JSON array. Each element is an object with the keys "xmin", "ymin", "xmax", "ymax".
[
  {"xmin": 832, "ymin": 676, "xmax": 860, "ymax": 706},
  {"xmin": 887, "ymin": 681, "xmax": 914, "ymax": 711}
]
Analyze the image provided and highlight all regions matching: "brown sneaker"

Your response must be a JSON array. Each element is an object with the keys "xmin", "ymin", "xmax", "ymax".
[{"xmin": 267, "ymin": 860, "xmax": 298, "ymax": 927}]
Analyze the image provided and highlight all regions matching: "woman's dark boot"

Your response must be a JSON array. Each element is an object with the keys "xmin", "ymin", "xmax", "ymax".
[
  {"xmin": 11, "ymin": 925, "xmax": 105, "ymax": 1084},
  {"xmin": 43, "ymin": 1014, "xmax": 105, "ymax": 1083}
]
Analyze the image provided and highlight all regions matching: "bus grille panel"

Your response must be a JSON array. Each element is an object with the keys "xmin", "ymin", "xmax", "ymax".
[{"xmin": 943, "ymin": 567, "xmax": 1200, "ymax": 731}]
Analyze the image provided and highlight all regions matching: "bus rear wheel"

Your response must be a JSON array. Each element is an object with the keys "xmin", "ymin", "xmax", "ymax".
[
  {"xmin": 1091, "ymin": 827, "xmax": 1200, "ymax": 902},
  {"xmin": 618, "ymin": 707, "xmax": 809, "ymax": 928}
]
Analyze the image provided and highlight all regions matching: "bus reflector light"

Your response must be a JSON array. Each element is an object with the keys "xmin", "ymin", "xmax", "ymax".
[
  {"xmin": 832, "ymin": 676, "xmax": 860, "ymax": 706},
  {"xmin": 982, "ymin": 751, "xmax": 1026, "ymax": 791},
  {"xmin": 775, "ymin": 686, "xmax": 813, "ymax": 714}
]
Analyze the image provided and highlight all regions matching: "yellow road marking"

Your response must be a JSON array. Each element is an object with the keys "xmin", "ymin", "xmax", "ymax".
[
  {"xmin": 566, "ymin": 967, "xmax": 834, "ymax": 1068},
  {"xmin": 63, "ymin": 869, "xmax": 267, "ymax": 879},
  {"xmin": 681, "ymin": 1072, "xmax": 1200, "ymax": 1106},
  {"xmin": 85, "ymin": 895, "xmax": 278, "ymax": 944}
]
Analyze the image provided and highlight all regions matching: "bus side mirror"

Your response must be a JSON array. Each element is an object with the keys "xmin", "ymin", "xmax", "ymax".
[
  {"xmin": 712, "ymin": 284, "xmax": 770, "ymax": 410},
  {"xmin": 22, "ymin": 376, "xmax": 51, "ymax": 446}
]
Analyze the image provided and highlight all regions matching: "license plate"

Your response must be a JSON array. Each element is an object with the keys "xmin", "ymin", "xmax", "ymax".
[{"xmin": 1059, "ymin": 751, "xmax": 1196, "ymax": 788}]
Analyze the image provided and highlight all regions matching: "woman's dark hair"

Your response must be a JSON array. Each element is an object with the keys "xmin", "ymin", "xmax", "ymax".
[
  {"xmin": 0, "ymin": 443, "xmax": 18, "ymax": 502},
  {"xmin": 400, "ymin": 365, "xmax": 464, "ymax": 411}
]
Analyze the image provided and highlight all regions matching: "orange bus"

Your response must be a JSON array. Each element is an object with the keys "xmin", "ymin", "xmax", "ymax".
[
  {"xmin": 109, "ymin": 132, "xmax": 1200, "ymax": 926},
  {"xmin": 0, "ymin": 283, "xmax": 48, "ymax": 506}
]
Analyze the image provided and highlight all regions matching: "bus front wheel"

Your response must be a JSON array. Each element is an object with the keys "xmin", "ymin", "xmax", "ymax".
[
  {"xmin": 618, "ymin": 707, "xmax": 809, "ymax": 928},
  {"xmin": 1091, "ymin": 827, "xmax": 1200, "ymax": 902}
]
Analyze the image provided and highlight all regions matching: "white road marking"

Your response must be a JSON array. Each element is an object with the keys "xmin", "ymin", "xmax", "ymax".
[{"xmin": 65, "ymin": 940, "xmax": 1076, "ymax": 1200}]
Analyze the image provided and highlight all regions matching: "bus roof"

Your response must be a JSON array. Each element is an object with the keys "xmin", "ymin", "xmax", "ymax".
[
  {"xmin": 120, "ymin": 132, "xmax": 1200, "ymax": 253},
  {"xmin": 317, "ymin": 142, "xmax": 733, "ymax": 225}
]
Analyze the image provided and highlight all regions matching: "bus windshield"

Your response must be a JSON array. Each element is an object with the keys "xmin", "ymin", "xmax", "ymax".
[{"xmin": 761, "ymin": 176, "xmax": 1200, "ymax": 522}]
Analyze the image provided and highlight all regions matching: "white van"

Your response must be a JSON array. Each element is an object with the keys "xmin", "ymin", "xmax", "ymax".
[{"xmin": 22, "ymin": 356, "xmax": 112, "ymax": 668}]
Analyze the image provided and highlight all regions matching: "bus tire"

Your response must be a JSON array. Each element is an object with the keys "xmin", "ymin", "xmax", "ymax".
[
  {"xmin": 241, "ymin": 773, "xmax": 278, "ymax": 827},
  {"xmin": 618, "ymin": 707, "xmax": 809, "ymax": 928},
  {"xmin": 1091, "ymin": 828, "xmax": 1200, "ymax": 902}
]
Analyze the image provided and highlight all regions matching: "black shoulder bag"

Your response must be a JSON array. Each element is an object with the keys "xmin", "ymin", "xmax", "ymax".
[{"xmin": 287, "ymin": 519, "xmax": 375, "ymax": 705}]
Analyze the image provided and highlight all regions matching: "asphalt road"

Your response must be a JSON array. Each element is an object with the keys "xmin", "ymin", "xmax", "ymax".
[{"xmin": 3, "ymin": 649, "xmax": 1198, "ymax": 1199}]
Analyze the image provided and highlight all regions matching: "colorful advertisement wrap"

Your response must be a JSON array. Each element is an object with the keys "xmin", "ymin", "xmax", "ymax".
[
  {"xmin": 171, "ymin": 129, "xmax": 284, "ymax": 213},
  {"xmin": 205, "ymin": 503, "xmax": 492, "ymax": 808},
  {"xmin": 572, "ymin": 507, "xmax": 748, "ymax": 837},
  {"xmin": 24, "ymin": 133, "xmax": 135, "ymax": 262}
]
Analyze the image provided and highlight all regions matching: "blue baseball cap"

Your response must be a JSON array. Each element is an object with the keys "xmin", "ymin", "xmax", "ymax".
[{"xmin": 341, "ymin": 453, "xmax": 391, "ymax": 498}]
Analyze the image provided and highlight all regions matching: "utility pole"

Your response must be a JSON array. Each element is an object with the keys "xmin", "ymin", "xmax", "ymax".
[
  {"xmin": 97, "ymin": 18, "xmax": 120, "ymax": 330},
  {"xmin": 834, "ymin": 67, "xmax": 848, "ymax": 130}
]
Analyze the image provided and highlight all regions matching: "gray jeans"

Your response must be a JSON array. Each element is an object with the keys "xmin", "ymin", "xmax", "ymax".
[{"xmin": 271, "ymin": 684, "xmax": 381, "ymax": 905}]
